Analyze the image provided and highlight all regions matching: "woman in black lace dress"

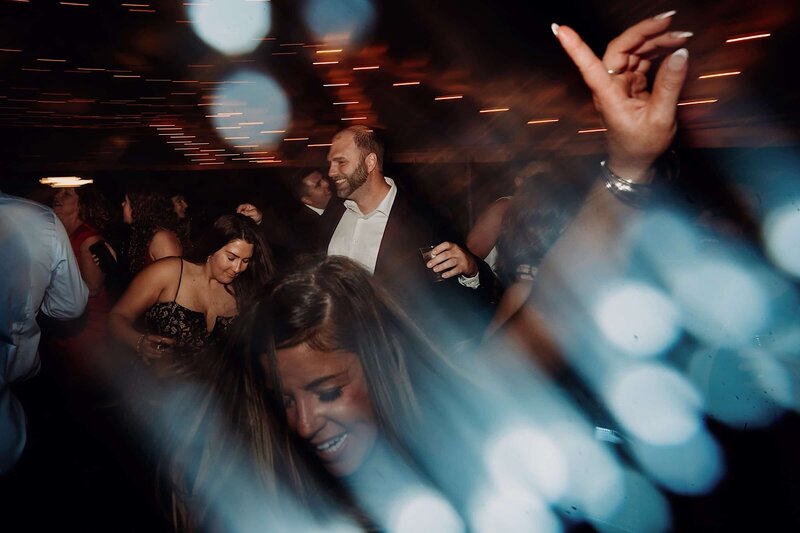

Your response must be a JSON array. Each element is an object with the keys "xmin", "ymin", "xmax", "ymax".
[{"xmin": 109, "ymin": 213, "xmax": 274, "ymax": 373}]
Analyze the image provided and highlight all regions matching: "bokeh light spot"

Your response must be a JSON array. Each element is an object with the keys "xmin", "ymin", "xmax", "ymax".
[
  {"xmin": 304, "ymin": 0, "xmax": 376, "ymax": 46},
  {"xmin": 485, "ymin": 425, "xmax": 569, "ymax": 503},
  {"xmin": 389, "ymin": 490, "xmax": 464, "ymax": 533},
  {"xmin": 607, "ymin": 365, "xmax": 702, "ymax": 446},
  {"xmin": 670, "ymin": 258, "xmax": 769, "ymax": 347},
  {"xmin": 188, "ymin": 0, "xmax": 271, "ymax": 56},
  {"xmin": 594, "ymin": 282, "xmax": 681, "ymax": 358},
  {"xmin": 764, "ymin": 200, "xmax": 800, "ymax": 278},
  {"xmin": 470, "ymin": 490, "xmax": 561, "ymax": 533},
  {"xmin": 688, "ymin": 348, "xmax": 787, "ymax": 427},
  {"xmin": 210, "ymin": 70, "xmax": 289, "ymax": 151}
]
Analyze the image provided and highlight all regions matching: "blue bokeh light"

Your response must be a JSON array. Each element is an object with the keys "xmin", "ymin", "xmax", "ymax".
[
  {"xmin": 606, "ymin": 365, "xmax": 702, "ymax": 446},
  {"xmin": 304, "ymin": 0, "xmax": 376, "ymax": 46},
  {"xmin": 764, "ymin": 199, "xmax": 800, "ymax": 279},
  {"xmin": 209, "ymin": 69, "xmax": 290, "ymax": 151},
  {"xmin": 188, "ymin": 0, "xmax": 271, "ymax": 56},
  {"xmin": 594, "ymin": 281, "xmax": 682, "ymax": 358}
]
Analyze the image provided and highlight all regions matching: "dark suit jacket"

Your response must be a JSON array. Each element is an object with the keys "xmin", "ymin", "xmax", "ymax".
[
  {"xmin": 319, "ymin": 188, "xmax": 496, "ymax": 346},
  {"xmin": 261, "ymin": 203, "xmax": 325, "ymax": 271}
]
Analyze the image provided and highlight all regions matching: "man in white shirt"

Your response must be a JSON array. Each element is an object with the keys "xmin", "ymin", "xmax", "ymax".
[
  {"xmin": 319, "ymin": 126, "xmax": 496, "ymax": 342},
  {"xmin": 0, "ymin": 191, "xmax": 88, "ymax": 474}
]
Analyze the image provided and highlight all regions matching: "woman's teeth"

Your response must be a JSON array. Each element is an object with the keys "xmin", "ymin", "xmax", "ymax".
[{"xmin": 317, "ymin": 433, "xmax": 348, "ymax": 454}]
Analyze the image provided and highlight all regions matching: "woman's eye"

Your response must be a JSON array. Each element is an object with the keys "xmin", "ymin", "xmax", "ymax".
[{"xmin": 319, "ymin": 388, "xmax": 343, "ymax": 402}]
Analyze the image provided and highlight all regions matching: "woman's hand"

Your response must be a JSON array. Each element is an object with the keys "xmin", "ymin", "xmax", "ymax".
[
  {"xmin": 552, "ymin": 13, "xmax": 691, "ymax": 181},
  {"xmin": 137, "ymin": 333, "xmax": 176, "ymax": 365}
]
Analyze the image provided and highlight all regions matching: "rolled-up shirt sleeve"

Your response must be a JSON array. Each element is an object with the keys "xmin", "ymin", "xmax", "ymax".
[{"xmin": 40, "ymin": 216, "xmax": 88, "ymax": 319}]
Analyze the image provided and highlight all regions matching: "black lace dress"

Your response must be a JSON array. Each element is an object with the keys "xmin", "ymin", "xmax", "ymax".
[{"xmin": 143, "ymin": 260, "xmax": 235, "ymax": 369}]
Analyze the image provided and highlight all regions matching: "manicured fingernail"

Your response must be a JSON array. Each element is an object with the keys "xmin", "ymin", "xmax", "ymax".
[
  {"xmin": 654, "ymin": 10, "xmax": 677, "ymax": 20},
  {"xmin": 551, "ymin": 23, "xmax": 560, "ymax": 36},
  {"xmin": 668, "ymin": 48, "xmax": 689, "ymax": 70},
  {"xmin": 670, "ymin": 31, "xmax": 693, "ymax": 38}
]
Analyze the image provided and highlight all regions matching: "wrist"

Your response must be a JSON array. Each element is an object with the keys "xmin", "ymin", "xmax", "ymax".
[
  {"xmin": 135, "ymin": 333, "xmax": 146, "ymax": 354},
  {"xmin": 605, "ymin": 157, "xmax": 656, "ymax": 184}
]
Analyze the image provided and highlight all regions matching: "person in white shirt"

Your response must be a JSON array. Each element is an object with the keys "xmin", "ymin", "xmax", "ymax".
[
  {"xmin": 319, "ymin": 126, "xmax": 497, "ymax": 346},
  {"xmin": 0, "ymin": 191, "xmax": 88, "ymax": 474}
]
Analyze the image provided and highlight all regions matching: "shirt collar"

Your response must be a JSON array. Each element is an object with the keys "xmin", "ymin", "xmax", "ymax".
[
  {"xmin": 304, "ymin": 204, "xmax": 325, "ymax": 216},
  {"xmin": 344, "ymin": 177, "xmax": 397, "ymax": 217}
]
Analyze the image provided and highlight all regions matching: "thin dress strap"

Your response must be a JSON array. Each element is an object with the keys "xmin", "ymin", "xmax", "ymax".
[{"xmin": 173, "ymin": 259, "xmax": 184, "ymax": 303}]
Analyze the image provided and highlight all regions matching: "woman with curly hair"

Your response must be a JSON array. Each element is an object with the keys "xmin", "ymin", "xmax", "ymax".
[
  {"xmin": 110, "ymin": 214, "xmax": 275, "ymax": 375},
  {"xmin": 122, "ymin": 184, "xmax": 184, "ymax": 276}
]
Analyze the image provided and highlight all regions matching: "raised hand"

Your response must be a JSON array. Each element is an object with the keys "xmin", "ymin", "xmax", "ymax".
[{"xmin": 552, "ymin": 12, "xmax": 691, "ymax": 181}]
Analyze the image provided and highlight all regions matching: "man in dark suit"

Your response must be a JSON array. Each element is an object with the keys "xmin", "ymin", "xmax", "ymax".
[
  {"xmin": 319, "ymin": 125, "xmax": 496, "ymax": 345},
  {"xmin": 237, "ymin": 168, "xmax": 332, "ymax": 269}
]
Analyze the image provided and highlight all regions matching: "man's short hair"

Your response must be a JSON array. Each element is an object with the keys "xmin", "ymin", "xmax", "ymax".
[
  {"xmin": 287, "ymin": 168, "xmax": 318, "ymax": 202},
  {"xmin": 336, "ymin": 125, "xmax": 385, "ymax": 171}
]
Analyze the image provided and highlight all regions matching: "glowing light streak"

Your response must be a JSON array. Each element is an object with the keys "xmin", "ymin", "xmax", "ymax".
[
  {"xmin": 726, "ymin": 33, "xmax": 770, "ymax": 43},
  {"xmin": 698, "ymin": 71, "xmax": 741, "ymax": 79},
  {"xmin": 59, "ymin": 2, "xmax": 90, "ymax": 6},
  {"xmin": 527, "ymin": 118, "xmax": 559, "ymax": 124},
  {"xmin": 308, "ymin": 143, "xmax": 332, "ymax": 147},
  {"xmin": 578, "ymin": 127, "xmax": 607, "ymax": 133},
  {"xmin": 333, "ymin": 101, "xmax": 358, "ymax": 105},
  {"xmin": 677, "ymin": 98, "xmax": 718, "ymax": 106},
  {"xmin": 283, "ymin": 137, "xmax": 309, "ymax": 141},
  {"xmin": 393, "ymin": 81, "xmax": 420, "ymax": 86},
  {"xmin": 36, "ymin": 58, "xmax": 67, "ymax": 63},
  {"xmin": 479, "ymin": 108, "xmax": 509, "ymax": 113},
  {"xmin": 341, "ymin": 116, "xmax": 367, "ymax": 120},
  {"xmin": 260, "ymin": 130, "xmax": 285, "ymax": 133},
  {"xmin": 313, "ymin": 61, "xmax": 339, "ymax": 65},
  {"xmin": 435, "ymin": 95, "xmax": 463, "ymax": 101},
  {"xmin": 353, "ymin": 65, "xmax": 379, "ymax": 70},
  {"xmin": 317, "ymin": 49, "xmax": 343, "ymax": 54},
  {"xmin": 324, "ymin": 83, "xmax": 349, "ymax": 87}
]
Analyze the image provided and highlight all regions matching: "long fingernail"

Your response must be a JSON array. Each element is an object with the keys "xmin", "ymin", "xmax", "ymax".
[
  {"xmin": 654, "ymin": 10, "xmax": 677, "ymax": 20},
  {"xmin": 668, "ymin": 48, "xmax": 689, "ymax": 70},
  {"xmin": 670, "ymin": 31, "xmax": 693, "ymax": 38},
  {"xmin": 551, "ymin": 23, "xmax": 560, "ymax": 36}
]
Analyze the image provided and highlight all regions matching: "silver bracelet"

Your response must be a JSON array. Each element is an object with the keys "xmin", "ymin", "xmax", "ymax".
[{"xmin": 600, "ymin": 160, "xmax": 655, "ymax": 208}]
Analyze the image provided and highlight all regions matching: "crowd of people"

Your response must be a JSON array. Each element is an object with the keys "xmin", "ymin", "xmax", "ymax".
[{"xmin": 2, "ymin": 13, "xmax": 797, "ymax": 532}]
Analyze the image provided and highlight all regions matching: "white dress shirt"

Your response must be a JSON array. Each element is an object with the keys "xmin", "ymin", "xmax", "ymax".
[
  {"xmin": 328, "ymin": 177, "xmax": 398, "ymax": 274},
  {"xmin": 305, "ymin": 204, "xmax": 325, "ymax": 216},
  {"xmin": 0, "ymin": 192, "xmax": 88, "ymax": 473},
  {"xmin": 327, "ymin": 178, "xmax": 480, "ymax": 288}
]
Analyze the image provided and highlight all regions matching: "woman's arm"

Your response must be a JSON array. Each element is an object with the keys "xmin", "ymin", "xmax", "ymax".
[
  {"xmin": 78, "ymin": 235, "xmax": 107, "ymax": 296},
  {"xmin": 467, "ymin": 198, "xmax": 510, "ymax": 260},
  {"xmin": 149, "ymin": 228, "xmax": 183, "ymax": 262},
  {"xmin": 109, "ymin": 258, "xmax": 178, "ymax": 361}
]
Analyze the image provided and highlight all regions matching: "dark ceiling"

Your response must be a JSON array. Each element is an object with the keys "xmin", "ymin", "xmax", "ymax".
[{"xmin": 0, "ymin": 0, "xmax": 797, "ymax": 175}]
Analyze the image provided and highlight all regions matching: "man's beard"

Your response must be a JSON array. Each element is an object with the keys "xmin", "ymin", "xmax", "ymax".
[{"xmin": 337, "ymin": 158, "xmax": 369, "ymax": 198}]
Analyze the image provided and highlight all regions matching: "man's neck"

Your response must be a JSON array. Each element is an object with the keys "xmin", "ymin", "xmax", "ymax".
[{"xmin": 351, "ymin": 173, "xmax": 390, "ymax": 214}]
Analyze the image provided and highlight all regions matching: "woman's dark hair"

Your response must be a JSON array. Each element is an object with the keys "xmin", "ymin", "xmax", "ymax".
[
  {"xmin": 495, "ymin": 169, "xmax": 575, "ymax": 286},
  {"xmin": 184, "ymin": 213, "xmax": 275, "ymax": 313},
  {"xmin": 126, "ymin": 184, "xmax": 185, "ymax": 275},
  {"xmin": 75, "ymin": 185, "xmax": 113, "ymax": 235}
]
